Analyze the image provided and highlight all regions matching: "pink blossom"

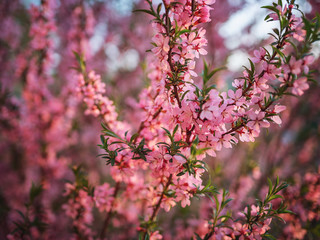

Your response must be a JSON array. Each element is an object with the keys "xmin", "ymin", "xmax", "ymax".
[
  {"xmin": 270, "ymin": 105, "xmax": 286, "ymax": 124},
  {"xmin": 292, "ymin": 77, "xmax": 309, "ymax": 96},
  {"xmin": 302, "ymin": 55, "xmax": 315, "ymax": 74},
  {"xmin": 247, "ymin": 111, "xmax": 270, "ymax": 137},
  {"xmin": 262, "ymin": 61, "xmax": 281, "ymax": 81},
  {"xmin": 152, "ymin": 34, "xmax": 170, "ymax": 56},
  {"xmin": 94, "ymin": 183, "xmax": 115, "ymax": 212},
  {"xmin": 252, "ymin": 47, "xmax": 266, "ymax": 63}
]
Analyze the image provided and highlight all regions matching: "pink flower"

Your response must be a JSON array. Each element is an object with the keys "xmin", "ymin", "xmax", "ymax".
[
  {"xmin": 161, "ymin": 196, "xmax": 176, "ymax": 212},
  {"xmin": 216, "ymin": 133, "xmax": 237, "ymax": 151},
  {"xmin": 288, "ymin": 57, "xmax": 303, "ymax": 75},
  {"xmin": 247, "ymin": 111, "xmax": 270, "ymax": 137},
  {"xmin": 270, "ymin": 105, "xmax": 286, "ymax": 124},
  {"xmin": 94, "ymin": 183, "xmax": 115, "ymax": 212},
  {"xmin": 262, "ymin": 62, "xmax": 281, "ymax": 81},
  {"xmin": 199, "ymin": 6, "xmax": 211, "ymax": 23},
  {"xmin": 152, "ymin": 34, "xmax": 170, "ymax": 56},
  {"xmin": 200, "ymin": 102, "xmax": 216, "ymax": 120},
  {"xmin": 252, "ymin": 47, "xmax": 266, "ymax": 63},
  {"xmin": 238, "ymin": 127, "xmax": 255, "ymax": 142},
  {"xmin": 228, "ymin": 89, "xmax": 245, "ymax": 106},
  {"xmin": 233, "ymin": 222, "xmax": 249, "ymax": 238},
  {"xmin": 302, "ymin": 55, "xmax": 315, "ymax": 74},
  {"xmin": 292, "ymin": 77, "xmax": 309, "ymax": 96},
  {"xmin": 232, "ymin": 79, "xmax": 245, "ymax": 89},
  {"xmin": 150, "ymin": 230, "xmax": 163, "ymax": 240}
]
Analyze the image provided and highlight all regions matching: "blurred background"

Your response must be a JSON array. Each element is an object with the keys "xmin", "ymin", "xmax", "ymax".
[{"xmin": 0, "ymin": 0, "xmax": 319, "ymax": 239}]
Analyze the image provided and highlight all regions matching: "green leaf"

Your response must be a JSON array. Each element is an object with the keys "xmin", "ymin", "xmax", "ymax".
[
  {"xmin": 156, "ymin": 3, "xmax": 162, "ymax": 15},
  {"xmin": 110, "ymin": 156, "xmax": 115, "ymax": 166},
  {"xmin": 162, "ymin": 127, "xmax": 171, "ymax": 137},
  {"xmin": 177, "ymin": 29, "xmax": 191, "ymax": 36},
  {"xmin": 261, "ymin": 6, "xmax": 279, "ymax": 13},
  {"xmin": 207, "ymin": 67, "xmax": 226, "ymax": 80},
  {"xmin": 173, "ymin": 124, "xmax": 179, "ymax": 136},
  {"xmin": 268, "ymin": 194, "xmax": 284, "ymax": 201},
  {"xmin": 264, "ymin": 233, "xmax": 277, "ymax": 240},
  {"xmin": 267, "ymin": 178, "xmax": 273, "ymax": 195},
  {"xmin": 177, "ymin": 170, "xmax": 187, "ymax": 177},
  {"xmin": 221, "ymin": 198, "xmax": 233, "ymax": 208},
  {"xmin": 264, "ymin": 15, "xmax": 272, "ymax": 21},
  {"xmin": 109, "ymin": 141, "xmax": 125, "ymax": 145},
  {"xmin": 133, "ymin": 9, "xmax": 155, "ymax": 17},
  {"xmin": 272, "ymin": 46, "xmax": 285, "ymax": 60},
  {"xmin": 181, "ymin": 90, "xmax": 190, "ymax": 100},
  {"xmin": 248, "ymin": 58, "xmax": 255, "ymax": 73},
  {"xmin": 218, "ymin": 214, "xmax": 232, "ymax": 222},
  {"xmin": 101, "ymin": 122, "xmax": 108, "ymax": 130},
  {"xmin": 194, "ymin": 233, "xmax": 203, "ymax": 240},
  {"xmin": 73, "ymin": 51, "xmax": 86, "ymax": 73},
  {"xmin": 175, "ymin": 153, "xmax": 187, "ymax": 159},
  {"xmin": 103, "ymin": 128, "xmax": 123, "ymax": 141},
  {"xmin": 272, "ymin": 28, "xmax": 280, "ymax": 36},
  {"xmin": 100, "ymin": 135, "xmax": 105, "ymax": 145},
  {"xmin": 16, "ymin": 210, "xmax": 27, "ymax": 222},
  {"xmin": 282, "ymin": 209, "xmax": 295, "ymax": 215},
  {"xmin": 29, "ymin": 183, "xmax": 43, "ymax": 204}
]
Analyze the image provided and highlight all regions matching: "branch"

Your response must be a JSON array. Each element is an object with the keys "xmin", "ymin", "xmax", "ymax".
[
  {"xmin": 99, "ymin": 181, "xmax": 121, "ymax": 239},
  {"xmin": 142, "ymin": 174, "xmax": 173, "ymax": 238}
]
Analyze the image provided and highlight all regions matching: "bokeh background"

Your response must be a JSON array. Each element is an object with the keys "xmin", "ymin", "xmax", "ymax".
[{"xmin": 0, "ymin": 0, "xmax": 319, "ymax": 239}]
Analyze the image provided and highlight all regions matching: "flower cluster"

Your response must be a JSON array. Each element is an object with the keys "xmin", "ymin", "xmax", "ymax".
[
  {"xmin": 62, "ymin": 167, "xmax": 95, "ymax": 240},
  {"xmin": 280, "ymin": 169, "xmax": 320, "ymax": 239},
  {"xmin": 77, "ymin": 71, "xmax": 118, "ymax": 124},
  {"xmin": 203, "ymin": 206, "xmax": 273, "ymax": 240},
  {"xmin": 71, "ymin": 1, "xmax": 319, "ymax": 239},
  {"xmin": 63, "ymin": 188, "xmax": 94, "ymax": 239},
  {"xmin": 94, "ymin": 183, "xmax": 115, "ymax": 213}
]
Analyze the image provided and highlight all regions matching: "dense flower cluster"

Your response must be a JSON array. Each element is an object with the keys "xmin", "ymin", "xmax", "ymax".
[
  {"xmin": 63, "ymin": 187, "xmax": 94, "ymax": 239},
  {"xmin": 281, "ymin": 169, "xmax": 320, "ymax": 239},
  {"xmin": 77, "ymin": 71, "xmax": 118, "ymax": 124},
  {"xmin": 71, "ymin": 0, "xmax": 319, "ymax": 239}
]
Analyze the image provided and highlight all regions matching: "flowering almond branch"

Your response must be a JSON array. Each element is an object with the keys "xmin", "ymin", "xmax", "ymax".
[
  {"xmin": 199, "ymin": 177, "xmax": 292, "ymax": 240},
  {"xmin": 70, "ymin": 0, "xmax": 320, "ymax": 239}
]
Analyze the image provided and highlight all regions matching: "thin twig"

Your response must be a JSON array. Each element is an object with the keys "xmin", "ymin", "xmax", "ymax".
[
  {"xmin": 142, "ymin": 174, "xmax": 173, "ymax": 238},
  {"xmin": 99, "ymin": 181, "xmax": 121, "ymax": 239}
]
